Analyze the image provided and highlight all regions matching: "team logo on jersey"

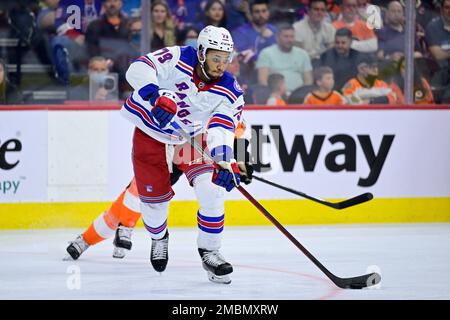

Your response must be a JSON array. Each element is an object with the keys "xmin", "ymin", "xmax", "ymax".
[
  {"xmin": 146, "ymin": 185, "xmax": 153, "ymax": 192},
  {"xmin": 198, "ymin": 82, "xmax": 205, "ymax": 89},
  {"xmin": 233, "ymin": 80, "xmax": 243, "ymax": 93}
]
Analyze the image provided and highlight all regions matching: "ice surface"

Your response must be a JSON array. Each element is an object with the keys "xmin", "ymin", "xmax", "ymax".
[{"xmin": 1, "ymin": 223, "xmax": 449, "ymax": 300}]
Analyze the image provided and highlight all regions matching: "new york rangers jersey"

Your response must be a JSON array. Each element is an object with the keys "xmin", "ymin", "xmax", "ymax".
[{"xmin": 120, "ymin": 46, "xmax": 245, "ymax": 155}]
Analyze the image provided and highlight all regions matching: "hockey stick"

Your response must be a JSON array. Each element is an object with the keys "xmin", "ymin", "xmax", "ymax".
[
  {"xmin": 170, "ymin": 120, "xmax": 381, "ymax": 289},
  {"xmin": 252, "ymin": 175, "xmax": 373, "ymax": 210}
]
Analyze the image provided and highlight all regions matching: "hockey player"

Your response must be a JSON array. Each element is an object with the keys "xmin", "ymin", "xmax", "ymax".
[
  {"xmin": 68, "ymin": 26, "xmax": 247, "ymax": 284},
  {"xmin": 124, "ymin": 25, "xmax": 245, "ymax": 284}
]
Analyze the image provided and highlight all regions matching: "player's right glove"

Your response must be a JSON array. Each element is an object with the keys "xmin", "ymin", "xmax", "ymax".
[{"xmin": 151, "ymin": 89, "xmax": 177, "ymax": 128}]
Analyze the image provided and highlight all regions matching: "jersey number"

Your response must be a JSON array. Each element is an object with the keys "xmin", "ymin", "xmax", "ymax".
[{"xmin": 154, "ymin": 48, "xmax": 173, "ymax": 64}]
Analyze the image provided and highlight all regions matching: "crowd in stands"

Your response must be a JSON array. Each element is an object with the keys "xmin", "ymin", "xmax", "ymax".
[{"xmin": 0, "ymin": 0, "xmax": 449, "ymax": 105}]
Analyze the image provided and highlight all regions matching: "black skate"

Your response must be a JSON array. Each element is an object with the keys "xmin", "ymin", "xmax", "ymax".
[
  {"xmin": 65, "ymin": 235, "xmax": 89, "ymax": 260},
  {"xmin": 198, "ymin": 248, "xmax": 233, "ymax": 284},
  {"xmin": 113, "ymin": 224, "xmax": 133, "ymax": 259},
  {"xmin": 150, "ymin": 231, "xmax": 169, "ymax": 272}
]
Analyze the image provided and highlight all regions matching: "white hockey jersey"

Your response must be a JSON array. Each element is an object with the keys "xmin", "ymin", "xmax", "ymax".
[{"xmin": 120, "ymin": 46, "xmax": 245, "ymax": 155}]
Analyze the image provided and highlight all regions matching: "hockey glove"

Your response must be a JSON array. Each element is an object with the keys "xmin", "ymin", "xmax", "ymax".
[
  {"xmin": 151, "ymin": 89, "xmax": 177, "ymax": 128},
  {"xmin": 212, "ymin": 160, "xmax": 240, "ymax": 192},
  {"xmin": 237, "ymin": 161, "xmax": 253, "ymax": 185},
  {"xmin": 234, "ymin": 138, "xmax": 253, "ymax": 185}
]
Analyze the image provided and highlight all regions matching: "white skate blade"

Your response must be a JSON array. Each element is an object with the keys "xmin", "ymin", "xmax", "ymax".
[
  {"xmin": 113, "ymin": 247, "xmax": 126, "ymax": 259},
  {"xmin": 206, "ymin": 271, "xmax": 231, "ymax": 285}
]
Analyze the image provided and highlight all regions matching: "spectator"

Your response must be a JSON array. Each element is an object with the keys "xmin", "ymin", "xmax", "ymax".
[
  {"xmin": 266, "ymin": 73, "xmax": 287, "ymax": 105},
  {"xmin": 293, "ymin": 0, "xmax": 336, "ymax": 66},
  {"xmin": 425, "ymin": 0, "xmax": 450, "ymax": 67},
  {"xmin": 85, "ymin": 0, "xmax": 136, "ymax": 96},
  {"xmin": 176, "ymin": 25, "xmax": 200, "ymax": 47},
  {"xmin": 225, "ymin": 0, "xmax": 252, "ymax": 31},
  {"xmin": 128, "ymin": 17, "xmax": 142, "ymax": 53},
  {"xmin": 320, "ymin": 28, "xmax": 363, "ymax": 90},
  {"xmin": 333, "ymin": 0, "xmax": 378, "ymax": 53},
  {"xmin": 232, "ymin": 0, "xmax": 276, "ymax": 64},
  {"xmin": 357, "ymin": 0, "xmax": 383, "ymax": 29},
  {"xmin": 377, "ymin": 1, "xmax": 423, "ymax": 60},
  {"xmin": 167, "ymin": 0, "xmax": 203, "ymax": 31},
  {"xmin": 85, "ymin": 0, "xmax": 130, "ymax": 57},
  {"xmin": 357, "ymin": 0, "xmax": 370, "ymax": 20},
  {"xmin": 326, "ymin": 0, "xmax": 341, "ymax": 21},
  {"xmin": 389, "ymin": 57, "xmax": 434, "ymax": 104},
  {"xmin": 226, "ymin": 51, "xmax": 253, "ymax": 104},
  {"xmin": 304, "ymin": 66, "xmax": 347, "ymax": 105},
  {"xmin": 415, "ymin": 0, "xmax": 439, "ymax": 34},
  {"xmin": 67, "ymin": 55, "xmax": 117, "ymax": 100},
  {"xmin": 342, "ymin": 54, "xmax": 397, "ymax": 104},
  {"xmin": 150, "ymin": 0, "xmax": 176, "ymax": 51},
  {"xmin": 49, "ymin": 0, "xmax": 101, "ymax": 84},
  {"xmin": 196, "ymin": 0, "xmax": 227, "ymax": 31},
  {"xmin": 87, "ymin": 56, "xmax": 118, "ymax": 101},
  {"xmin": 0, "ymin": 59, "xmax": 22, "ymax": 104},
  {"xmin": 89, "ymin": 56, "xmax": 110, "ymax": 73},
  {"xmin": 128, "ymin": 17, "xmax": 142, "ymax": 52},
  {"xmin": 256, "ymin": 24, "xmax": 313, "ymax": 94},
  {"xmin": 6, "ymin": 1, "xmax": 54, "ymax": 84}
]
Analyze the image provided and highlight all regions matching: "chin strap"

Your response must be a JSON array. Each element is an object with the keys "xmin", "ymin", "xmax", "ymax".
[
  {"xmin": 198, "ymin": 48, "xmax": 212, "ymax": 81},
  {"xmin": 199, "ymin": 59, "xmax": 211, "ymax": 81}
]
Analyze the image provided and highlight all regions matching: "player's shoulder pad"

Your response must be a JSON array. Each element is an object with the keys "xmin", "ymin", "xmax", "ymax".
[
  {"xmin": 178, "ymin": 46, "xmax": 198, "ymax": 69},
  {"xmin": 213, "ymin": 71, "xmax": 244, "ymax": 104}
]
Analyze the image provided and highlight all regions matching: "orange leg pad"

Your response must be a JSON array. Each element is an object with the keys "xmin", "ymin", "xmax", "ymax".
[
  {"xmin": 81, "ymin": 189, "xmax": 127, "ymax": 245},
  {"xmin": 119, "ymin": 182, "xmax": 141, "ymax": 227}
]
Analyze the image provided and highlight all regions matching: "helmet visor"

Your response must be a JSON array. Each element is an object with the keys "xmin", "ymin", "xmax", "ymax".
[{"xmin": 205, "ymin": 51, "xmax": 233, "ymax": 65}]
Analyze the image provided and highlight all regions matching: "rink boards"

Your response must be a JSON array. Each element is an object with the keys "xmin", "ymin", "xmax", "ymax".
[{"xmin": 1, "ymin": 105, "xmax": 449, "ymax": 228}]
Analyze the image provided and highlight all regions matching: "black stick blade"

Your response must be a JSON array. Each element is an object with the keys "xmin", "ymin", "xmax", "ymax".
[
  {"xmin": 335, "ymin": 193, "xmax": 374, "ymax": 209},
  {"xmin": 333, "ymin": 272, "xmax": 381, "ymax": 289}
]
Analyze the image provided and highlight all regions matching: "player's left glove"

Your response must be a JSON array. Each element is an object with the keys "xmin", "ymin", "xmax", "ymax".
[
  {"xmin": 237, "ymin": 161, "xmax": 253, "ymax": 185},
  {"xmin": 151, "ymin": 89, "xmax": 177, "ymax": 128},
  {"xmin": 212, "ymin": 160, "xmax": 240, "ymax": 192},
  {"xmin": 234, "ymin": 138, "xmax": 253, "ymax": 185}
]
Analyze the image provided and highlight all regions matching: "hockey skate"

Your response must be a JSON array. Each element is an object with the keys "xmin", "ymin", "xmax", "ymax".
[
  {"xmin": 65, "ymin": 235, "xmax": 89, "ymax": 260},
  {"xmin": 150, "ymin": 231, "xmax": 169, "ymax": 272},
  {"xmin": 113, "ymin": 225, "xmax": 133, "ymax": 259},
  {"xmin": 198, "ymin": 248, "xmax": 233, "ymax": 284}
]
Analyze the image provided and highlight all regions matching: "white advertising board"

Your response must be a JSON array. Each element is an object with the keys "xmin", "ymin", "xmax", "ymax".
[
  {"xmin": 0, "ymin": 111, "xmax": 48, "ymax": 202},
  {"xmin": 107, "ymin": 111, "xmax": 135, "ymax": 198},
  {"xmin": 2, "ymin": 109, "xmax": 449, "ymax": 203},
  {"xmin": 108, "ymin": 109, "xmax": 450, "ymax": 201},
  {"xmin": 241, "ymin": 109, "xmax": 450, "ymax": 199}
]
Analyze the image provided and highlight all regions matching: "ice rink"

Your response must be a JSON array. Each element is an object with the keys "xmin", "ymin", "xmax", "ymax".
[{"xmin": 1, "ymin": 223, "xmax": 449, "ymax": 300}]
